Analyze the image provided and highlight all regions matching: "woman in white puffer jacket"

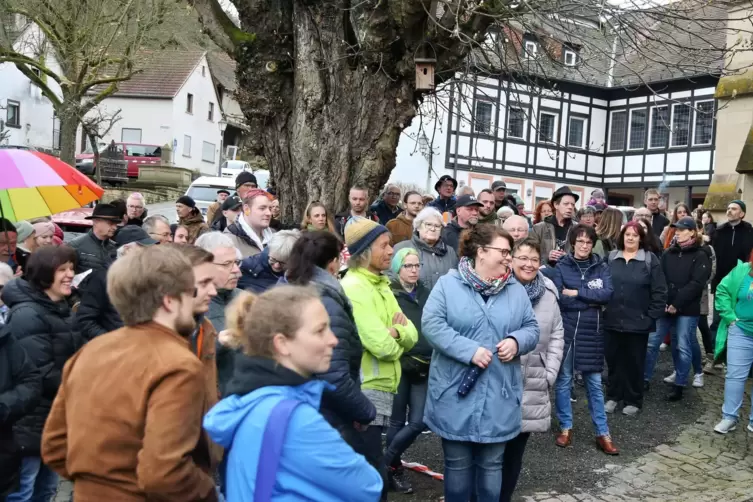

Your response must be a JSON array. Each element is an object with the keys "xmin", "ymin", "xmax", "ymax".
[{"xmin": 500, "ymin": 237, "xmax": 565, "ymax": 502}]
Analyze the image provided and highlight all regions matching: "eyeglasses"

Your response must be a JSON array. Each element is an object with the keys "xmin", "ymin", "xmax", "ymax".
[
  {"xmin": 127, "ymin": 205, "xmax": 144, "ymax": 210},
  {"xmin": 215, "ymin": 259, "xmax": 241, "ymax": 269},
  {"xmin": 269, "ymin": 256, "xmax": 286, "ymax": 267},
  {"xmin": 513, "ymin": 256, "xmax": 540, "ymax": 265},
  {"xmin": 483, "ymin": 246, "xmax": 511, "ymax": 258},
  {"xmin": 423, "ymin": 223, "xmax": 442, "ymax": 230},
  {"xmin": 402, "ymin": 264, "xmax": 421, "ymax": 270},
  {"xmin": 149, "ymin": 231, "xmax": 172, "ymax": 239},
  {"xmin": 575, "ymin": 239, "xmax": 593, "ymax": 247}
]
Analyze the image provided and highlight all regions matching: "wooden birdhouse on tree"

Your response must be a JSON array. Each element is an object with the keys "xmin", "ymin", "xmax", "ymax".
[{"xmin": 415, "ymin": 58, "xmax": 436, "ymax": 91}]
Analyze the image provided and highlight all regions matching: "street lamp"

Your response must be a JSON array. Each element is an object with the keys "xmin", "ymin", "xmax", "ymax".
[
  {"xmin": 218, "ymin": 118, "xmax": 228, "ymax": 176},
  {"xmin": 418, "ymin": 132, "xmax": 432, "ymax": 192}
]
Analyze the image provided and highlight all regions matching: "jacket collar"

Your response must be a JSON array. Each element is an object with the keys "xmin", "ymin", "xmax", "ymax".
[
  {"xmin": 612, "ymin": 248, "xmax": 647, "ymax": 262},
  {"xmin": 134, "ymin": 321, "xmax": 191, "ymax": 348},
  {"xmin": 349, "ymin": 266, "xmax": 390, "ymax": 287},
  {"xmin": 411, "ymin": 234, "xmax": 447, "ymax": 256}
]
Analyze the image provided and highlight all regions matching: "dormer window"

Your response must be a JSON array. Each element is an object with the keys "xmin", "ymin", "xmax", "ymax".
[
  {"xmin": 524, "ymin": 40, "xmax": 538, "ymax": 59},
  {"xmin": 564, "ymin": 49, "xmax": 578, "ymax": 66}
]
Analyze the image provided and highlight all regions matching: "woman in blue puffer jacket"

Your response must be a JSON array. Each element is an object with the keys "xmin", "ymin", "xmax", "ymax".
[
  {"xmin": 203, "ymin": 286, "xmax": 382, "ymax": 502},
  {"xmin": 552, "ymin": 224, "xmax": 617, "ymax": 455}
]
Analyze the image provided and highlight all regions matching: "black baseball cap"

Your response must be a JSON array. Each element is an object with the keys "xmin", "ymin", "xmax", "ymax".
[
  {"xmin": 491, "ymin": 180, "xmax": 507, "ymax": 192},
  {"xmin": 671, "ymin": 216, "xmax": 697, "ymax": 230},
  {"xmin": 456, "ymin": 194, "xmax": 484, "ymax": 208},
  {"xmin": 221, "ymin": 195, "xmax": 243, "ymax": 211},
  {"xmin": 115, "ymin": 226, "xmax": 157, "ymax": 247}
]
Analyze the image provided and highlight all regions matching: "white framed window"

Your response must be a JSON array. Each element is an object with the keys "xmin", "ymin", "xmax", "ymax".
[
  {"xmin": 649, "ymin": 105, "xmax": 670, "ymax": 149},
  {"xmin": 671, "ymin": 102, "xmax": 691, "ymax": 147},
  {"xmin": 524, "ymin": 40, "xmax": 538, "ymax": 59},
  {"xmin": 183, "ymin": 135, "xmax": 192, "ymax": 157},
  {"xmin": 202, "ymin": 141, "xmax": 216, "ymax": 163},
  {"xmin": 608, "ymin": 110, "xmax": 627, "ymax": 151},
  {"xmin": 121, "ymin": 128, "xmax": 142, "ymax": 143},
  {"xmin": 538, "ymin": 111, "xmax": 557, "ymax": 143},
  {"xmin": 473, "ymin": 100, "xmax": 493, "ymax": 135},
  {"xmin": 567, "ymin": 116, "xmax": 586, "ymax": 148},
  {"xmin": 628, "ymin": 109, "xmax": 647, "ymax": 150},
  {"xmin": 693, "ymin": 100, "xmax": 714, "ymax": 146},
  {"xmin": 564, "ymin": 49, "xmax": 577, "ymax": 67},
  {"xmin": 507, "ymin": 107, "xmax": 525, "ymax": 139}
]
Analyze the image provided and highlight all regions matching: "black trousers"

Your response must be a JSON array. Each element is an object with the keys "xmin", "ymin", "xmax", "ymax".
[
  {"xmin": 339, "ymin": 424, "xmax": 388, "ymax": 501},
  {"xmin": 699, "ymin": 314, "xmax": 714, "ymax": 355},
  {"xmin": 499, "ymin": 432, "xmax": 530, "ymax": 502},
  {"xmin": 606, "ymin": 330, "xmax": 650, "ymax": 408}
]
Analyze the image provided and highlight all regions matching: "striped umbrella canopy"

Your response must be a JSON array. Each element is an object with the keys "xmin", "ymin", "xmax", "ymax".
[{"xmin": 0, "ymin": 149, "xmax": 104, "ymax": 222}]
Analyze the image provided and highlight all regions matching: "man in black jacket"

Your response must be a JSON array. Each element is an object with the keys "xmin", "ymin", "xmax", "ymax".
[
  {"xmin": 69, "ymin": 203, "xmax": 122, "ymax": 273},
  {"xmin": 710, "ymin": 200, "xmax": 753, "ymax": 335},
  {"xmin": 441, "ymin": 195, "xmax": 482, "ymax": 252},
  {"xmin": 74, "ymin": 227, "xmax": 157, "ymax": 341},
  {"xmin": 644, "ymin": 189, "xmax": 670, "ymax": 238},
  {"xmin": 0, "ymin": 324, "xmax": 41, "ymax": 498}
]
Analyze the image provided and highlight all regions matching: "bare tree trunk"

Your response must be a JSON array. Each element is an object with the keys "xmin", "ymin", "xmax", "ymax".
[
  {"xmin": 88, "ymin": 133, "xmax": 102, "ymax": 186},
  {"xmin": 58, "ymin": 112, "xmax": 78, "ymax": 166},
  {"xmin": 230, "ymin": 2, "xmax": 419, "ymax": 223}
]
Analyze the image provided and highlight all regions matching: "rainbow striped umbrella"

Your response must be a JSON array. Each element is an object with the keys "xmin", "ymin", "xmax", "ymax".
[{"xmin": 0, "ymin": 149, "xmax": 104, "ymax": 222}]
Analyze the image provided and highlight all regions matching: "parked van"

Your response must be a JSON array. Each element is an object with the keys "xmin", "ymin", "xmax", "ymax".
[
  {"xmin": 185, "ymin": 176, "xmax": 236, "ymax": 217},
  {"xmin": 75, "ymin": 143, "xmax": 162, "ymax": 177}
]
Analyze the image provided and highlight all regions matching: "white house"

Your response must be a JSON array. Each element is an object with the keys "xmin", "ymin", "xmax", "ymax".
[
  {"xmin": 0, "ymin": 16, "xmax": 62, "ymax": 150},
  {"xmin": 79, "ymin": 50, "xmax": 225, "ymax": 175},
  {"xmin": 391, "ymin": 8, "xmax": 723, "ymax": 212}
]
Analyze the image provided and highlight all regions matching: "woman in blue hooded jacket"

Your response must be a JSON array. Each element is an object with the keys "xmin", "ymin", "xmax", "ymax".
[
  {"xmin": 552, "ymin": 224, "xmax": 618, "ymax": 455},
  {"xmin": 203, "ymin": 286, "xmax": 382, "ymax": 502},
  {"xmin": 422, "ymin": 225, "xmax": 539, "ymax": 502}
]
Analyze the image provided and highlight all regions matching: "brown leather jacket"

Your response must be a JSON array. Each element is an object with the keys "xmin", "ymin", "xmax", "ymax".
[
  {"xmin": 41, "ymin": 322, "xmax": 218, "ymax": 502},
  {"xmin": 386, "ymin": 214, "xmax": 414, "ymax": 246}
]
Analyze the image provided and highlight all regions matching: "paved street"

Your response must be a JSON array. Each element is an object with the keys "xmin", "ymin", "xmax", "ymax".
[
  {"xmin": 145, "ymin": 201, "xmax": 177, "ymax": 224},
  {"xmin": 53, "ymin": 347, "xmax": 753, "ymax": 501}
]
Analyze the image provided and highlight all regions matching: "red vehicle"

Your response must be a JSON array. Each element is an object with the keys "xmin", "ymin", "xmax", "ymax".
[{"xmin": 75, "ymin": 143, "xmax": 162, "ymax": 178}]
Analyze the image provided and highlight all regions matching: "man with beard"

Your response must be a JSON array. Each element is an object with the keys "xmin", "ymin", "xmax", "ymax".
[
  {"xmin": 41, "ymin": 246, "xmax": 218, "ymax": 501},
  {"xmin": 224, "ymin": 189, "xmax": 276, "ymax": 258},
  {"xmin": 532, "ymin": 186, "xmax": 579, "ymax": 267},
  {"xmin": 477, "ymin": 189, "xmax": 498, "ymax": 224},
  {"xmin": 335, "ymin": 185, "xmax": 377, "ymax": 238},
  {"xmin": 206, "ymin": 189, "xmax": 230, "ymax": 226},
  {"xmin": 441, "ymin": 194, "xmax": 483, "ymax": 252},
  {"xmin": 69, "ymin": 203, "xmax": 122, "ymax": 273},
  {"xmin": 386, "ymin": 191, "xmax": 424, "ymax": 245}
]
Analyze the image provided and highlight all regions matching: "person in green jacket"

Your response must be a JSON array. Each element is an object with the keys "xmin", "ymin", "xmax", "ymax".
[
  {"xmin": 341, "ymin": 217, "xmax": 418, "ymax": 500},
  {"xmin": 712, "ymin": 258, "xmax": 753, "ymax": 434}
]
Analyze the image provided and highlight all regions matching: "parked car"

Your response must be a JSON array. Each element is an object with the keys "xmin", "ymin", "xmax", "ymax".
[
  {"xmin": 0, "ymin": 144, "xmax": 34, "ymax": 150},
  {"xmin": 52, "ymin": 208, "xmax": 93, "ymax": 241},
  {"xmin": 185, "ymin": 176, "xmax": 236, "ymax": 217},
  {"xmin": 76, "ymin": 142, "xmax": 161, "ymax": 178}
]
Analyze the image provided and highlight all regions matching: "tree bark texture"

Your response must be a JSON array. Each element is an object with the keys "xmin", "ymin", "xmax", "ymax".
[{"xmin": 198, "ymin": 0, "xmax": 496, "ymax": 222}]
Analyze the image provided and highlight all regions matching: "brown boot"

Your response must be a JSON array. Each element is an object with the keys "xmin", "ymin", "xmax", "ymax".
[
  {"xmin": 555, "ymin": 429, "xmax": 572, "ymax": 447},
  {"xmin": 596, "ymin": 435, "xmax": 619, "ymax": 455}
]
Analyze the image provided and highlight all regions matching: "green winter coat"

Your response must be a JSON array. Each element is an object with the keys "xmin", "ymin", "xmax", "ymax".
[
  {"xmin": 341, "ymin": 267, "xmax": 418, "ymax": 394},
  {"xmin": 714, "ymin": 260, "xmax": 752, "ymax": 361}
]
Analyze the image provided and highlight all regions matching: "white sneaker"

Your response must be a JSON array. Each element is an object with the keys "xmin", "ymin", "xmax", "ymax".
[
  {"xmin": 714, "ymin": 418, "xmax": 737, "ymax": 434},
  {"xmin": 660, "ymin": 343, "xmax": 668, "ymax": 352},
  {"xmin": 663, "ymin": 371, "xmax": 676, "ymax": 384},
  {"xmin": 605, "ymin": 400, "xmax": 618, "ymax": 413},
  {"xmin": 703, "ymin": 361, "xmax": 716, "ymax": 375},
  {"xmin": 693, "ymin": 373, "xmax": 704, "ymax": 388}
]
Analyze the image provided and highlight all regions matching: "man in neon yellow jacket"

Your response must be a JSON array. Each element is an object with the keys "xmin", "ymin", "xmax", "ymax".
[{"xmin": 341, "ymin": 217, "xmax": 418, "ymax": 499}]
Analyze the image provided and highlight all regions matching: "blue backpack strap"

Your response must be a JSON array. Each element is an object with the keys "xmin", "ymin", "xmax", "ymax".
[{"xmin": 254, "ymin": 399, "xmax": 303, "ymax": 502}]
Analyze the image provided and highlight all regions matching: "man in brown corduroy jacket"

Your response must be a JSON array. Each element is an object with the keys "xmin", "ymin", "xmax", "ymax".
[
  {"xmin": 41, "ymin": 246, "xmax": 218, "ymax": 502},
  {"xmin": 386, "ymin": 191, "xmax": 424, "ymax": 246}
]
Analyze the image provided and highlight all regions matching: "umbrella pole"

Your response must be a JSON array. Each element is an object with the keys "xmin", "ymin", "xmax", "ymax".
[{"xmin": 0, "ymin": 200, "xmax": 9, "ymax": 268}]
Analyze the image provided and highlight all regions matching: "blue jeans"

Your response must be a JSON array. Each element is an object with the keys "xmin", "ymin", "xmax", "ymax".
[
  {"xmin": 442, "ymin": 439, "xmax": 506, "ymax": 502},
  {"xmin": 644, "ymin": 331, "xmax": 661, "ymax": 382},
  {"xmin": 653, "ymin": 316, "xmax": 701, "ymax": 387},
  {"xmin": 384, "ymin": 376, "xmax": 427, "ymax": 469},
  {"xmin": 5, "ymin": 457, "xmax": 58, "ymax": 502},
  {"xmin": 554, "ymin": 347, "xmax": 609, "ymax": 436},
  {"xmin": 722, "ymin": 324, "xmax": 753, "ymax": 425}
]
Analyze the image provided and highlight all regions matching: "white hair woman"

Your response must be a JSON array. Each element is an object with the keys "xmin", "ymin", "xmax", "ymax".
[
  {"xmin": 394, "ymin": 207, "xmax": 458, "ymax": 290},
  {"xmin": 497, "ymin": 206, "xmax": 515, "ymax": 226},
  {"xmin": 238, "ymin": 229, "xmax": 301, "ymax": 294}
]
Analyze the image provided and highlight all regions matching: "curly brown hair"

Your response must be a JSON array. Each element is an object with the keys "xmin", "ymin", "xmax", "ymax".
[{"xmin": 533, "ymin": 200, "xmax": 553, "ymax": 224}]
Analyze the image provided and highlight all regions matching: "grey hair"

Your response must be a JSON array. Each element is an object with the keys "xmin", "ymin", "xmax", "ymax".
[
  {"xmin": 0, "ymin": 262, "xmax": 13, "ymax": 284},
  {"xmin": 142, "ymin": 215, "xmax": 169, "ymax": 234},
  {"xmin": 457, "ymin": 186, "xmax": 475, "ymax": 197},
  {"xmin": 116, "ymin": 242, "xmax": 141, "ymax": 259},
  {"xmin": 348, "ymin": 246, "xmax": 372, "ymax": 269},
  {"xmin": 268, "ymin": 229, "xmax": 301, "ymax": 262},
  {"xmin": 127, "ymin": 192, "xmax": 145, "ymax": 205},
  {"xmin": 413, "ymin": 206, "xmax": 443, "ymax": 231},
  {"xmin": 195, "ymin": 231, "xmax": 236, "ymax": 252},
  {"xmin": 497, "ymin": 206, "xmax": 514, "ymax": 218}
]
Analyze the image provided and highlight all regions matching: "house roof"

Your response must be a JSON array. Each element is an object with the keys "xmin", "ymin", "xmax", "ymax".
[
  {"xmin": 99, "ymin": 50, "xmax": 206, "ymax": 98},
  {"xmin": 471, "ymin": 0, "xmax": 726, "ymax": 89},
  {"xmin": 207, "ymin": 52, "xmax": 237, "ymax": 91}
]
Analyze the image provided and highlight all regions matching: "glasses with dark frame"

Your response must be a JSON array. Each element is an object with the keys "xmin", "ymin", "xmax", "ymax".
[{"xmin": 483, "ymin": 246, "xmax": 511, "ymax": 258}]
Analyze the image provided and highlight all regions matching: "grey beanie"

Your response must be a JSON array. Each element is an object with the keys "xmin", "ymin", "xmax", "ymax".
[{"xmin": 15, "ymin": 220, "xmax": 34, "ymax": 243}]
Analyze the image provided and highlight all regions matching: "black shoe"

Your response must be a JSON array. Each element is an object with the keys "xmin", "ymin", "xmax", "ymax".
[
  {"xmin": 666, "ymin": 385, "xmax": 683, "ymax": 402},
  {"xmin": 644, "ymin": 381, "xmax": 650, "ymax": 392},
  {"xmin": 388, "ymin": 467, "xmax": 413, "ymax": 494}
]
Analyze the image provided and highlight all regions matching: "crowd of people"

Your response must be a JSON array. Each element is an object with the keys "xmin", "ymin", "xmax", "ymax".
[{"xmin": 0, "ymin": 169, "xmax": 752, "ymax": 502}]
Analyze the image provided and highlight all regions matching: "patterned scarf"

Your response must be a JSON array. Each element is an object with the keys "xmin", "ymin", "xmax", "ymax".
[
  {"xmin": 457, "ymin": 256, "xmax": 510, "ymax": 297},
  {"xmin": 523, "ymin": 273, "xmax": 546, "ymax": 306}
]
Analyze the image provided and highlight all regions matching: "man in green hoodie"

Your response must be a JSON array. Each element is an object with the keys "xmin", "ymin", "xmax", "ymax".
[{"xmin": 478, "ymin": 189, "xmax": 498, "ymax": 225}]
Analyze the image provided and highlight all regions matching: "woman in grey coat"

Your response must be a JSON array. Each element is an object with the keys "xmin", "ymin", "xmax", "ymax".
[
  {"xmin": 394, "ymin": 207, "xmax": 458, "ymax": 290},
  {"xmin": 500, "ymin": 237, "xmax": 564, "ymax": 502}
]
